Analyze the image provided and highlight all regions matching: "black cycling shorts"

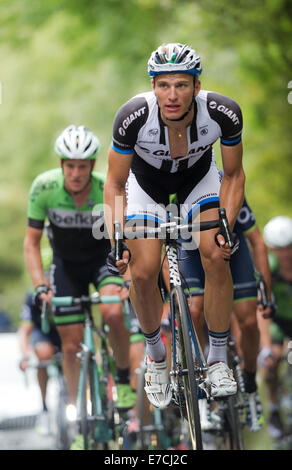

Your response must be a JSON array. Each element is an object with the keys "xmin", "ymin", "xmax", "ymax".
[
  {"xmin": 50, "ymin": 254, "xmax": 123, "ymax": 326},
  {"xmin": 177, "ymin": 230, "xmax": 258, "ymax": 302}
]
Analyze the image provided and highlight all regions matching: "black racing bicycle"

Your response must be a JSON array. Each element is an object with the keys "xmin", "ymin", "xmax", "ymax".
[{"xmin": 113, "ymin": 207, "xmax": 234, "ymax": 450}]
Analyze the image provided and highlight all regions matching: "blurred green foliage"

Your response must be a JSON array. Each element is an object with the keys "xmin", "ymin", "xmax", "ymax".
[{"xmin": 0, "ymin": 1, "xmax": 291, "ymax": 330}]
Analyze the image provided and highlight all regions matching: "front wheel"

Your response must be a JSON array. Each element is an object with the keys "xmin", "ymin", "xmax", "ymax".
[
  {"xmin": 80, "ymin": 349, "xmax": 91, "ymax": 450},
  {"xmin": 172, "ymin": 287, "xmax": 203, "ymax": 450}
]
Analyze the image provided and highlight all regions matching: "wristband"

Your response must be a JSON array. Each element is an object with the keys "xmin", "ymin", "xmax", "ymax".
[{"xmin": 35, "ymin": 284, "xmax": 50, "ymax": 294}]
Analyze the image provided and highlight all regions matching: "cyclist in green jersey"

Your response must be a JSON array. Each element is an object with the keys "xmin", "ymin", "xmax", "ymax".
[
  {"xmin": 262, "ymin": 216, "xmax": 292, "ymax": 439},
  {"xmin": 24, "ymin": 125, "xmax": 136, "ymax": 412}
]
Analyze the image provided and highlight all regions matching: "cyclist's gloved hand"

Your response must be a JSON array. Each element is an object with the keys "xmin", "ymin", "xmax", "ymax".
[
  {"xmin": 34, "ymin": 285, "xmax": 52, "ymax": 309},
  {"xmin": 106, "ymin": 244, "xmax": 131, "ymax": 275},
  {"xmin": 215, "ymin": 231, "xmax": 240, "ymax": 260},
  {"xmin": 258, "ymin": 300, "xmax": 277, "ymax": 319}
]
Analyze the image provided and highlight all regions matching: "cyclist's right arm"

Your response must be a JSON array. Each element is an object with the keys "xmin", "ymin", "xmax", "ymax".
[
  {"xmin": 24, "ymin": 227, "xmax": 47, "ymax": 288},
  {"xmin": 24, "ymin": 174, "xmax": 52, "ymax": 303},
  {"xmin": 105, "ymin": 97, "xmax": 146, "ymax": 272},
  {"xmin": 104, "ymin": 146, "xmax": 133, "ymax": 274}
]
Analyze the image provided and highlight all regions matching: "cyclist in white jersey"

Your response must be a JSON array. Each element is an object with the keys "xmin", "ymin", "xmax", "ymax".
[{"xmin": 104, "ymin": 43, "xmax": 245, "ymax": 408}]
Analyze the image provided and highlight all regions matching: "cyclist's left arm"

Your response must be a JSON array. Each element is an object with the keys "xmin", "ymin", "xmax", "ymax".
[
  {"xmin": 220, "ymin": 141, "xmax": 245, "ymax": 231},
  {"xmin": 245, "ymin": 226, "xmax": 273, "ymax": 318}
]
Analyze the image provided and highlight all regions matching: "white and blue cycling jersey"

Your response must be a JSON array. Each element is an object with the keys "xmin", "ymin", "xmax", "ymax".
[{"xmin": 111, "ymin": 90, "xmax": 243, "ymax": 225}]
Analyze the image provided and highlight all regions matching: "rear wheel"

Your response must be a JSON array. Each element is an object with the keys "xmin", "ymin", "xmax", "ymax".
[
  {"xmin": 218, "ymin": 394, "xmax": 244, "ymax": 450},
  {"xmin": 217, "ymin": 360, "xmax": 245, "ymax": 450},
  {"xmin": 55, "ymin": 371, "xmax": 70, "ymax": 450}
]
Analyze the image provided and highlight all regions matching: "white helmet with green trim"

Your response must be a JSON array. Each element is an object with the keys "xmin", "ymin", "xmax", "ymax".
[
  {"xmin": 55, "ymin": 125, "xmax": 100, "ymax": 160},
  {"xmin": 148, "ymin": 43, "xmax": 202, "ymax": 77},
  {"xmin": 263, "ymin": 216, "xmax": 292, "ymax": 249}
]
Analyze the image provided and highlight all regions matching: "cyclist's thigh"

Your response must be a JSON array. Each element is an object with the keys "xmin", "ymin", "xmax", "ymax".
[
  {"xmin": 127, "ymin": 238, "xmax": 163, "ymax": 280},
  {"xmin": 178, "ymin": 163, "xmax": 221, "ymax": 259},
  {"xmin": 230, "ymin": 232, "xmax": 258, "ymax": 303},
  {"xmin": 30, "ymin": 328, "xmax": 55, "ymax": 358},
  {"xmin": 178, "ymin": 241, "xmax": 205, "ymax": 294},
  {"xmin": 178, "ymin": 161, "xmax": 220, "ymax": 223},
  {"xmin": 126, "ymin": 170, "xmax": 169, "ymax": 227},
  {"xmin": 197, "ymin": 207, "xmax": 226, "ymax": 265},
  {"xmin": 56, "ymin": 323, "xmax": 83, "ymax": 351},
  {"xmin": 51, "ymin": 254, "xmax": 89, "ymax": 326}
]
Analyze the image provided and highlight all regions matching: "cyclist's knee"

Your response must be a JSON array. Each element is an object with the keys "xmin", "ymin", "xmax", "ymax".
[
  {"xmin": 236, "ymin": 309, "xmax": 258, "ymax": 335},
  {"xmin": 35, "ymin": 342, "xmax": 54, "ymax": 361},
  {"xmin": 200, "ymin": 249, "xmax": 229, "ymax": 277},
  {"xmin": 130, "ymin": 267, "xmax": 159, "ymax": 294},
  {"xmin": 102, "ymin": 307, "xmax": 126, "ymax": 332},
  {"xmin": 189, "ymin": 304, "xmax": 204, "ymax": 324},
  {"xmin": 61, "ymin": 338, "xmax": 81, "ymax": 360}
]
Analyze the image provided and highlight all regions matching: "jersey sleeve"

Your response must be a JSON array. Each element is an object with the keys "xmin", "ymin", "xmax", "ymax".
[
  {"xmin": 27, "ymin": 173, "xmax": 49, "ymax": 229},
  {"xmin": 236, "ymin": 198, "xmax": 256, "ymax": 233},
  {"xmin": 111, "ymin": 95, "xmax": 149, "ymax": 154},
  {"xmin": 207, "ymin": 92, "xmax": 243, "ymax": 146}
]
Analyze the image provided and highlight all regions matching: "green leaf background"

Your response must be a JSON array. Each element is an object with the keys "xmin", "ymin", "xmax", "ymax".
[{"xmin": 0, "ymin": 0, "xmax": 291, "ymax": 330}]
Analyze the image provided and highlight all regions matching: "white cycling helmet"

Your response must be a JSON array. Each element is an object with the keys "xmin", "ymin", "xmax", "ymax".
[
  {"xmin": 263, "ymin": 216, "xmax": 292, "ymax": 249},
  {"xmin": 55, "ymin": 125, "xmax": 100, "ymax": 160},
  {"xmin": 148, "ymin": 43, "xmax": 202, "ymax": 77}
]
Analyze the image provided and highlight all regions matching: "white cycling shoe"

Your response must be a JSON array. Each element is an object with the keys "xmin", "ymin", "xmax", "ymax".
[
  {"xmin": 144, "ymin": 355, "xmax": 172, "ymax": 409},
  {"xmin": 208, "ymin": 362, "xmax": 237, "ymax": 398}
]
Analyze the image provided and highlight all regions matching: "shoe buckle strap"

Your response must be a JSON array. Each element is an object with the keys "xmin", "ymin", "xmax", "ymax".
[
  {"xmin": 144, "ymin": 372, "xmax": 167, "ymax": 384},
  {"xmin": 144, "ymin": 383, "xmax": 161, "ymax": 393}
]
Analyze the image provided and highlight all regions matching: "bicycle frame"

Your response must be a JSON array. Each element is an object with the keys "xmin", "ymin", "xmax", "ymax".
[
  {"xmin": 164, "ymin": 215, "xmax": 208, "ymax": 390},
  {"xmin": 76, "ymin": 300, "xmax": 108, "ymax": 441}
]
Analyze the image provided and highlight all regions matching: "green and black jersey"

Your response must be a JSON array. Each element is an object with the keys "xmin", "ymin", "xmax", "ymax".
[
  {"xmin": 269, "ymin": 252, "xmax": 292, "ymax": 322},
  {"xmin": 27, "ymin": 168, "xmax": 110, "ymax": 263}
]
